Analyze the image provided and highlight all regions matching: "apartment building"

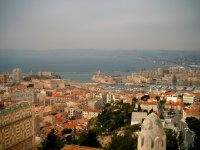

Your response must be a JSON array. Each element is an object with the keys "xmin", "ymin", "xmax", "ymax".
[
  {"xmin": 12, "ymin": 68, "xmax": 22, "ymax": 83},
  {"xmin": 0, "ymin": 101, "xmax": 35, "ymax": 150},
  {"xmin": 11, "ymin": 90, "xmax": 35, "ymax": 102},
  {"xmin": 0, "ymin": 74, "xmax": 8, "ymax": 84},
  {"xmin": 82, "ymin": 109, "xmax": 101, "ymax": 119},
  {"xmin": 183, "ymin": 94, "xmax": 194, "ymax": 104}
]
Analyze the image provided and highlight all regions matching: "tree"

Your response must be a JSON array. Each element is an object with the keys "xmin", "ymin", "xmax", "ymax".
[
  {"xmin": 186, "ymin": 117, "xmax": 200, "ymax": 139},
  {"xmin": 40, "ymin": 129, "xmax": 65, "ymax": 150},
  {"xmin": 141, "ymin": 95, "xmax": 150, "ymax": 101},
  {"xmin": 65, "ymin": 135, "xmax": 73, "ymax": 144},
  {"xmin": 137, "ymin": 103, "xmax": 142, "ymax": 112},
  {"xmin": 164, "ymin": 128, "xmax": 178, "ymax": 150},
  {"xmin": 78, "ymin": 129, "xmax": 100, "ymax": 148},
  {"xmin": 186, "ymin": 117, "xmax": 200, "ymax": 149},
  {"xmin": 106, "ymin": 131, "xmax": 137, "ymax": 150},
  {"xmin": 62, "ymin": 128, "xmax": 72, "ymax": 135},
  {"xmin": 155, "ymin": 96, "xmax": 160, "ymax": 101},
  {"xmin": 148, "ymin": 107, "xmax": 153, "ymax": 115},
  {"xmin": 132, "ymin": 97, "xmax": 138, "ymax": 103},
  {"xmin": 70, "ymin": 116, "xmax": 76, "ymax": 120},
  {"xmin": 177, "ymin": 131, "xmax": 186, "ymax": 150},
  {"xmin": 159, "ymin": 113, "xmax": 165, "ymax": 119}
]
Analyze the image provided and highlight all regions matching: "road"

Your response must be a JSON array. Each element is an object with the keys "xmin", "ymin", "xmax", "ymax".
[{"xmin": 163, "ymin": 110, "xmax": 195, "ymax": 148}]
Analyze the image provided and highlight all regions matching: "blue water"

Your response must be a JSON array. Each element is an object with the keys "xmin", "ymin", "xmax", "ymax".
[
  {"xmin": 55, "ymin": 71, "xmax": 131, "ymax": 83},
  {"xmin": 55, "ymin": 72, "xmax": 94, "ymax": 83},
  {"xmin": 0, "ymin": 49, "xmax": 199, "ymax": 82}
]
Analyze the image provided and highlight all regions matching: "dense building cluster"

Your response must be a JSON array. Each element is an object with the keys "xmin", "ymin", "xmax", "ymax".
[{"xmin": 0, "ymin": 67, "xmax": 199, "ymax": 149}]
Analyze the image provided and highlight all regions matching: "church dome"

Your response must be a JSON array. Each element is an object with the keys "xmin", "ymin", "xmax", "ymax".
[{"xmin": 141, "ymin": 113, "xmax": 165, "ymax": 140}]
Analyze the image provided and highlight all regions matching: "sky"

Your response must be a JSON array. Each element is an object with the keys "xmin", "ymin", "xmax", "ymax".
[{"xmin": 0, "ymin": 0, "xmax": 200, "ymax": 51}]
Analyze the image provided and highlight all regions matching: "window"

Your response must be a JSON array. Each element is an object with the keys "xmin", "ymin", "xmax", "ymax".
[
  {"xmin": 151, "ymin": 141, "xmax": 154, "ymax": 148},
  {"xmin": 141, "ymin": 138, "xmax": 144, "ymax": 147}
]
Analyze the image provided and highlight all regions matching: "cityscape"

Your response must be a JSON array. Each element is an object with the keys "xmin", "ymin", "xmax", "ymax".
[
  {"xmin": 0, "ymin": 0, "xmax": 200, "ymax": 150},
  {"xmin": 0, "ymin": 65, "xmax": 200, "ymax": 150}
]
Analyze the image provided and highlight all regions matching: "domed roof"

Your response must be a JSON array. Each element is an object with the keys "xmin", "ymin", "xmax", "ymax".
[{"xmin": 141, "ymin": 113, "xmax": 165, "ymax": 139}]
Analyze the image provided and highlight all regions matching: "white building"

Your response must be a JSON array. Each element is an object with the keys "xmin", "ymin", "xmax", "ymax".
[
  {"xmin": 82, "ymin": 109, "xmax": 101, "ymax": 119},
  {"xmin": 32, "ymin": 79, "xmax": 65, "ymax": 89},
  {"xmin": 166, "ymin": 96, "xmax": 178, "ymax": 102},
  {"xmin": 38, "ymin": 71, "xmax": 52, "ymax": 77},
  {"xmin": 12, "ymin": 68, "xmax": 22, "ymax": 83},
  {"xmin": 11, "ymin": 90, "xmax": 35, "ymax": 102},
  {"xmin": 131, "ymin": 112, "xmax": 147, "ymax": 125},
  {"xmin": 183, "ymin": 94, "xmax": 194, "ymax": 104},
  {"xmin": 138, "ymin": 113, "xmax": 166, "ymax": 150},
  {"xmin": 106, "ymin": 93, "xmax": 115, "ymax": 103},
  {"xmin": 67, "ymin": 107, "xmax": 75, "ymax": 118}
]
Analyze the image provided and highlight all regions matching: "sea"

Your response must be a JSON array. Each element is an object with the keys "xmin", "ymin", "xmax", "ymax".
[{"xmin": 0, "ymin": 49, "xmax": 200, "ymax": 83}]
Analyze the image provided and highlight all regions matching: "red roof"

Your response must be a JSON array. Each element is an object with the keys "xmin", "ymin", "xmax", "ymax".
[
  {"xmin": 184, "ymin": 109, "xmax": 200, "ymax": 116},
  {"xmin": 165, "ymin": 101, "xmax": 183, "ymax": 107},
  {"xmin": 139, "ymin": 101, "xmax": 157, "ymax": 105},
  {"xmin": 64, "ymin": 120, "xmax": 78, "ymax": 129},
  {"xmin": 83, "ymin": 109, "xmax": 102, "ymax": 113},
  {"xmin": 163, "ymin": 91, "xmax": 177, "ymax": 97},
  {"xmin": 10, "ymin": 84, "xmax": 26, "ymax": 89}
]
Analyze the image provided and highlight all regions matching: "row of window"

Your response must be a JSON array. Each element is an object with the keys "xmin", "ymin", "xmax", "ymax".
[
  {"xmin": 0, "ymin": 108, "xmax": 33, "ymax": 127},
  {"xmin": 0, "ymin": 120, "xmax": 33, "ymax": 149}
]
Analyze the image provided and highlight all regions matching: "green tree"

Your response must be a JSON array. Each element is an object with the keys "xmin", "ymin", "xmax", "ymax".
[
  {"xmin": 132, "ymin": 97, "xmax": 138, "ymax": 103},
  {"xmin": 164, "ymin": 128, "xmax": 178, "ymax": 150},
  {"xmin": 186, "ymin": 117, "xmax": 200, "ymax": 149},
  {"xmin": 62, "ymin": 128, "xmax": 72, "ymax": 135},
  {"xmin": 78, "ymin": 129, "xmax": 100, "ymax": 148},
  {"xmin": 106, "ymin": 131, "xmax": 137, "ymax": 150},
  {"xmin": 141, "ymin": 95, "xmax": 150, "ymax": 101},
  {"xmin": 177, "ymin": 131, "xmax": 186, "ymax": 150},
  {"xmin": 137, "ymin": 103, "xmax": 142, "ymax": 112},
  {"xmin": 70, "ymin": 116, "xmax": 76, "ymax": 120},
  {"xmin": 148, "ymin": 107, "xmax": 153, "ymax": 115},
  {"xmin": 159, "ymin": 113, "xmax": 165, "ymax": 119},
  {"xmin": 186, "ymin": 117, "xmax": 200, "ymax": 139},
  {"xmin": 40, "ymin": 129, "xmax": 65, "ymax": 150},
  {"xmin": 65, "ymin": 135, "xmax": 73, "ymax": 144},
  {"xmin": 155, "ymin": 96, "xmax": 160, "ymax": 101}
]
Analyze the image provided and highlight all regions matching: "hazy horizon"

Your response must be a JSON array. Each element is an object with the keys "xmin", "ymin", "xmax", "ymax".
[
  {"xmin": 0, "ymin": 0, "xmax": 200, "ymax": 51},
  {"xmin": 1, "ymin": 48, "xmax": 199, "ymax": 52},
  {"xmin": 1, "ymin": 49, "xmax": 199, "ymax": 73}
]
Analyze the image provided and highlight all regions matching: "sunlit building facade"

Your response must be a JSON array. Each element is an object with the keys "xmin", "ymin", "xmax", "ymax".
[{"xmin": 0, "ymin": 101, "xmax": 35, "ymax": 150}]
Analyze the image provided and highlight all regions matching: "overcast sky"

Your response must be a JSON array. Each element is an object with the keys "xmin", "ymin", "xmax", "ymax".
[{"xmin": 0, "ymin": 0, "xmax": 200, "ymax": 50}]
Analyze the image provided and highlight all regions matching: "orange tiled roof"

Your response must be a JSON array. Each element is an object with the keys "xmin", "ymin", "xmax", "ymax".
[
  {"xmin": 43, "ymin": 106, "xmax": 52, "ymax": 112},
  {"xmin": 64, "ymin": 120, "xmax": 78, "ymax": 129},
  {"xmin": 83, "ymin": 109, "xmax": 102, "ymax": 113},
  {"xmin": 10, "ymin": 84, "xmax": 26, "ymax": 89},
  {"xmin": 139, "ymin": 101, "xmax": 157, "ymax": 105},
  {"xmin": 56, "ymin": 130, "xmax": 62, "ymax": 136},
  {"xmin": 194, "ymin": 92, "xmax": 200, "ymax": 97},
  {"xmin": 184, "ymin": 108, "xmax": 200, "ymax": 116},
  {"xmin": 163, "ymin": 91, "xmax": 177, "ymax": 96},
  {"xmin": 188, "ymin": 102, "xmax": 200, "ymax": 111},
  {"xmin": 165, "ymin": 101, "xmax": 183, "ymax": 107},
  {"xmin": 61, "ymin": 145, "xmax": 100, "ymax": 150},
  {"xmin": 55, "ymin": 117, "xmax": 63, "ymax": 123}
]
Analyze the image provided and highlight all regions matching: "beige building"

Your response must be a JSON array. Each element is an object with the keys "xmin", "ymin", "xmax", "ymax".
[
  {"xmin": 0, "ymin": 101, "xmax": 35, "ymax": 150},
  {"xmin": 32, "ymin": 79, "xmax": 65, "ymax": 89},
  {"xmin": 0, "ymin": 74, "xmax": 8, "ymax": 84},
  {"xmin": 38, "ymin": 71, "xmax": 52, "ymax": 77},
  {"xmin": 11, "ymin": 90, "xmax": 35, "ymax": 102},
  {"xmin": 82, "ymin": 109, "xmax": 101, "ymax": 119},
  {"xmin": 138, "ymin": 113, "xmax": 166, "ymax": 150},
  {"xmin": 12, "ymin": 68, "xmax": 22, "ymax": 83},
  {"xmin": 183, "ymin": 94, "xmax": 194, "ymax": 104},
  {"xmin": 131, "ymin": 112, "xmax": 147, "ymax": 125}
]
